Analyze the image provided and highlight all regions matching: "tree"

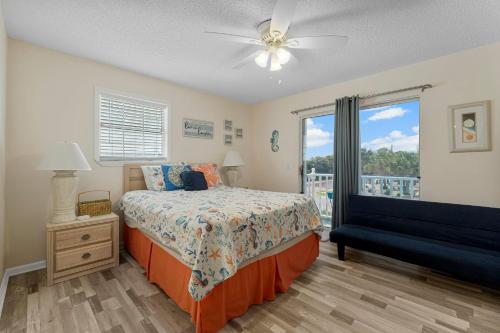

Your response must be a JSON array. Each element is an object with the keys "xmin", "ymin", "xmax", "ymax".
[
  {"xmin": 305, "ymin": 148, "xmax": 419, "ymax": 177},
  {"xmin": 305, "ymin": 155, "xmax": 334, "ymax": 174}
]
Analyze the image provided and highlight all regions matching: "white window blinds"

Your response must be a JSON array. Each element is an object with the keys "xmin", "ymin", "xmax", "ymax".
[{"xmin": 97, "ymin": 92, "xmax": 167, "ymax": 161}]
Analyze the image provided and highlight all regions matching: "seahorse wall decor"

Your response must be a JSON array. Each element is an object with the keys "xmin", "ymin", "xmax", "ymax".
[{"xmin": 270, "ymin": 129, "xmax": 279, "ymax": 152}]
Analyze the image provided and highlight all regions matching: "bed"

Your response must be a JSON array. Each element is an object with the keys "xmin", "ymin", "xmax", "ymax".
[{"xmin": 120, "ymin": 164, "xmax": 322, "ymax": 333}]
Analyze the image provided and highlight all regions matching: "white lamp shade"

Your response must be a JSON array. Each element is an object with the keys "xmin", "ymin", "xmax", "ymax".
[
  {"xmin": 37, "ymin": 141, "xmax": 91, "ymax": 171},
  {"xmin": 223, "ymin": 150, "xmax": 244, "ymax": 167}
]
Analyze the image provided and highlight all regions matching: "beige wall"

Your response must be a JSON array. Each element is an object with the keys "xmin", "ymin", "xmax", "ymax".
[
  {"xmin": 251, "ymin": 42, "xmax": 500, "ymax": 208},
  {"xmin": 0, "ymin": 8, "xmax": 6, "ymax": 277},
  {"xmin": 6, "ymin": 39, "xmax": 253, "ymax": 267}
]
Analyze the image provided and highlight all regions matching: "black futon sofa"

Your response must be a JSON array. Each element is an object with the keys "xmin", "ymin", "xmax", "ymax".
[{"xmin": 330, "ymin": 195, "xmax": 500, "ymax": 289}]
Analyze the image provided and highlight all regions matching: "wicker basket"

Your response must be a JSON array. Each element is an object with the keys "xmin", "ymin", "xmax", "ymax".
[{"xmin": 78, "ymin": 190, "xmax": 112, "ymax": 217}]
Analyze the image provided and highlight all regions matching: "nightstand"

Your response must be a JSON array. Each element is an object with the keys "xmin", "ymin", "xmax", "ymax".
[{"xmin": 46, "ymin": 213, "xmax": 119, "ymax": 286}]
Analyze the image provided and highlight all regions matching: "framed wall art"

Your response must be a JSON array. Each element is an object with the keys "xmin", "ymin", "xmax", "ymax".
[
  {"xmin": 183, "ymin": 118, "xmax": 214, "ymax": 139},
  {"xmin": 449, "ymin": 100, "xmax": 491, "ymax": 152}
]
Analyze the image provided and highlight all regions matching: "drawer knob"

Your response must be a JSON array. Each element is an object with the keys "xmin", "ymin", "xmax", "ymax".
[
  {"xmin": 81, "ymin": 234, "xmax": 91, "ymax": 241},
  {"xmin": 82, "ymin": 252, "xmax": 91, "ymax": 260}
]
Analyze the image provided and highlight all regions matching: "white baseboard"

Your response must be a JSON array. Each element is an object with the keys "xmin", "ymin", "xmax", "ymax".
[
  {"xmin": 0, "ymin": 272, "xmax": 8, "ymax": 316},
  {"xmin": 0, "ymin": 260, "xmax": 46, "ymax": 316},
  {"xmin": 3, "ymin": 260, "xmax": 46, "ymax": 277}
]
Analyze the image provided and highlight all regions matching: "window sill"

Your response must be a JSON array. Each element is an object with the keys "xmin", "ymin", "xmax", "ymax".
[{"xmin": 95, "ymin": 159, "xmax": 166, "ymax": 167}]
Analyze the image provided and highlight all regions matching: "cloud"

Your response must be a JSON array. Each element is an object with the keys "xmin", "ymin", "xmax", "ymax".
[
  {"xmin": 412, "ymin": 126, "xmax": 419, "ymax": 133},
  {"xmin": 368, "ymin": 107, "xmax": 408, "ymax": 121},
  {"xmin": 389, "ymin": 130, "xmax": 404, "ymax": 139},
  {"xmin": 362, "ymin": 129, "xmax": 419, "ymax": 152},
  {"xmin": 305, "ymin": 118, "xmax": 333, "ymax": 148}
]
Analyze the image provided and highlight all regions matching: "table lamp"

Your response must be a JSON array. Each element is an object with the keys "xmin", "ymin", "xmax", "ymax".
[
  {"xmin": 37, "ymin": 141, "xmax": 91, "ymax": 223},
  {"xmin": 223, "ymin": 150, "xmax": 244, "ymax": 187}
]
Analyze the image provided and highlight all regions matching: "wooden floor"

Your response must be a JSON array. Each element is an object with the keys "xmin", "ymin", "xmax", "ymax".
[{"xmin": 1, "ymin": 242, "xmax": 500, "ymax": 333}]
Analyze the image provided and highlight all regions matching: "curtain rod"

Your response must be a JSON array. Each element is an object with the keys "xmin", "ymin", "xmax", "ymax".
[{"xmin": 290, "ymin": 84, "xmax": 433, "ymax": 115}]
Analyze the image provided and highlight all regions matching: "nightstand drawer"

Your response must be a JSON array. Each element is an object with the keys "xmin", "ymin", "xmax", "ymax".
[
  {"xmin": 55, "ymin": 241, "xmax": 112, "ymax": 272},
  {"xmin": 55, "ymin": 223, "xmax": 112, "ymax": 250}
]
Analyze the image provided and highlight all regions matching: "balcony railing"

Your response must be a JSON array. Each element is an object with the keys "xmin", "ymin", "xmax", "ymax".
[
  {"xmin": 305, "ymin": 170, "xmax": 420, "ymax": 226},
  {"xmin": 360, "ymin": 175, "xmax": 420, "ymax": 199},
  {"xmin": 304, "ymin": 172, "xmax": 334, "ymax": 225}
]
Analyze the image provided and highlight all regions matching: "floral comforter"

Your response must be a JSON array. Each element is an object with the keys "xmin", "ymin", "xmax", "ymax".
[{"xmin": 119, "ymin": 187, "xmax": 322, "ymax": 301}]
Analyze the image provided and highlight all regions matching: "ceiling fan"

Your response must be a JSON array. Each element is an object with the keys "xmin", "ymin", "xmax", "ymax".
[{"xmin": 205, "ymin": 0, "xmax": 348, "ymax": 71}]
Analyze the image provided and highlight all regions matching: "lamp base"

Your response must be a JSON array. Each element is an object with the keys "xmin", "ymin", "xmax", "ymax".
[
  {"xmin": 226, "ymin": 167, "xmax": 239, "ymax": 187},
  {"xmin": 51, "ymin": 170, "xmax": 78, "ymax": 223}
]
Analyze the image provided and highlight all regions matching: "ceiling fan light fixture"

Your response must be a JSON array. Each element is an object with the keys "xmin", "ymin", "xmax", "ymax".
[
  {"xmin": 207, "ymin": 0, "xmax": 350, "ymax": 72},
  {"xmin": 254, "ymin": 50, "xmax": 269, "ymax": 68},
  {"xmin": 276, "ymin": 47, "xmax": 291, "ymax": 64},
  {"xmin": 270, "ymin": 53, "xmax": 282, "ymax": 71}
]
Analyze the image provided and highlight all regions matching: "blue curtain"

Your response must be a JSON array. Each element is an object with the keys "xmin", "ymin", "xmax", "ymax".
[{"xmin": 332, "ymin": 96, "xmax": 360, "ymax": 228}]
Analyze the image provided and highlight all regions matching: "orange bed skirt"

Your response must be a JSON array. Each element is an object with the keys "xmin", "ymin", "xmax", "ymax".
[{"xmin": 124, "ymin": 224, "xmax": 319, "ymax": 333}]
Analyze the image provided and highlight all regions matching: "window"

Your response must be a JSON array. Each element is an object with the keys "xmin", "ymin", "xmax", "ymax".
[
  {"xmin": 96, "ymin": 90, "xmax": 167, "ymax": 163},
  {"xmin": 359, "ymin": 99, "xmax": 420, "ymax": 199}
]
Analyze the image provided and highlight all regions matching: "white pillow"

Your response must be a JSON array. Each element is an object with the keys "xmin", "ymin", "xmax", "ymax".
[{"xmin": 141, "ymin": 165, "xmax": 165, "ymax": 191}]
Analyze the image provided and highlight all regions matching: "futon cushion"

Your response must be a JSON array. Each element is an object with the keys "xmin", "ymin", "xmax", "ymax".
[
  {"xmin": 347, "ymin": 195, "xmax": 500, "ymax": 252},
  {"xmin": 348, "ymin": 195, "xmax": 500, "ymax": 232},
  {"xmin": 332, "ymin": 225, "xmax": 500, "ymax": 286},
  {"xmin": 181, "ymin": 171, "xmax": 208, "ymax": 191}
]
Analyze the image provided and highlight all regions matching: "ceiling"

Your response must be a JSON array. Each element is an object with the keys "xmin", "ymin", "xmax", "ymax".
[{"xmin": 3, "ymin": 1, "xmax": 500, "ymax": 104}]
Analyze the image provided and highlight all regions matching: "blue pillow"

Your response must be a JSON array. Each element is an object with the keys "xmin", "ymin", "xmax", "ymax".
[
  {"xmin": 181, "ymin": 171, "xmax": 208, "ymax": 191},
  {"xmin": 161, "ymin": 163, "xmax": 191, "ymax": 191}
]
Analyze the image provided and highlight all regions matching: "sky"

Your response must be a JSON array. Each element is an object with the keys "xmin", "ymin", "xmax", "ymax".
[{"xmin": 304, "ymin": 100, "xmax": 420, "ymax": 159}]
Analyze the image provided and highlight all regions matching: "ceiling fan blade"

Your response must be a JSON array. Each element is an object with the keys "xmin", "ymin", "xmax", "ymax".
[
  {"xmin": 285, "ymin": 35, "xmax": 348, "ymax": 49},
  {"xmin": 288, "ymin": 50, "xmax": 300, "ymax": 68},
  {"xmin": 204, "ymin": 31, "xmax": 263, "ymax": 46},
  {"xmin": 270, "ymin": 0, "xmax": 298, "ymax": 37},
  {"xmin": 232, "ymin": 50, "xmax": 263, "ymax": 69}
]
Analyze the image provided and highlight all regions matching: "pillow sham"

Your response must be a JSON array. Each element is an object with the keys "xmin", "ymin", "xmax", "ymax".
[
  {"xmin": 180, "ymin": 171, "xmax": 208, "ymax": 191},
  {"xmin": 141, "ymin": 165, "xmax": 165, "ymax": 191},
  {"xmin": 191, "ymin": 163, "xmax": 222, "ymax": 187},
  {"xmin": 161, "ymin": 163, "xmax": 192, "ymax": 191}
]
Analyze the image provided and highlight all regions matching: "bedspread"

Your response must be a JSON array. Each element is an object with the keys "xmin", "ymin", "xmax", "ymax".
[{"xmin": 119, "ymin": 187, "xmax": 322, "ymax": 300}]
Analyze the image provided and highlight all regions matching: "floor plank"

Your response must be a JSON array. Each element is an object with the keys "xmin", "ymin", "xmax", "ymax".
[{"xmin": 1, "ymin": 242, "xmax": 499, "ymax": 333}]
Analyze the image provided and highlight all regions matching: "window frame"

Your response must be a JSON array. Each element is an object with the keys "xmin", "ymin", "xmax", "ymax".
[
  {"xmin": 94, "ymin": 87, "xmax": 171, "ymax": 166},
  {"xmin": 359, "ymin": 96, "xmax": 421, "ymax": 200}
]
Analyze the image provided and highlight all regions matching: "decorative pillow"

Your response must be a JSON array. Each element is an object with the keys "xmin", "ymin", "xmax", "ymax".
[
  {"xmin": 180, "ymin": 171, "xmax": 208, "ymax": 191},
  {"xmin": 161, "ymin": 163, "xmax": 192, "ymax": 191},
  {"xmin": 191, "ymin": 163, "xmax": 222, "ymax": 187},
  {"xmin": 141, "ymin": 166, "xmax": 165, "ymax": 191}
]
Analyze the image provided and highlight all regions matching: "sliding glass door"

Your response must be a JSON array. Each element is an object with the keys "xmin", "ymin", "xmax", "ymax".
[{"xmin": 301, "ymin": 113, "xmax": 335, "ymax": 227}]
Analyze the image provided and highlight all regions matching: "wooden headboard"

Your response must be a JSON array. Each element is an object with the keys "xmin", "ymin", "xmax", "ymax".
[{"xmin": 123, "ymin": 164, "xmax": 149, "ymax": 192}]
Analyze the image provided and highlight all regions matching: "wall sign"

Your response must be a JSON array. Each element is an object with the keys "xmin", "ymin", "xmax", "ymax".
[{"xmin": 183, "ymin": 118, "xmax": 214, "ymax": 139}]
